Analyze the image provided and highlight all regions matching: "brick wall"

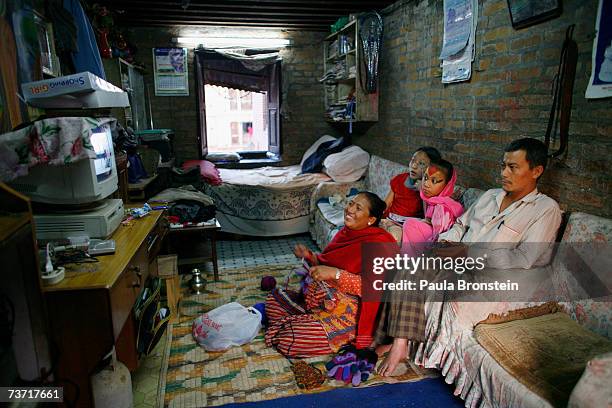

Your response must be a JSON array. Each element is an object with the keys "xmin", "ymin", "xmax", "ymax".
[
  {"xmin": 127, "ymin": 27, "xmax": 337, "ymax": 164},
  {"xmin": 353, "ymin": 0, "xmax": 612, "ymax": 217}
]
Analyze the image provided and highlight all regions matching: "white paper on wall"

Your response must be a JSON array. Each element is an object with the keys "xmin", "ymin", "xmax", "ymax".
[
  {"xmin": 586, "ymin": 0, "xmax": 612, "ymax": 99},
  {"xmin": 442, "ymin": 0, "xmax": 478, "ymax": 83}
]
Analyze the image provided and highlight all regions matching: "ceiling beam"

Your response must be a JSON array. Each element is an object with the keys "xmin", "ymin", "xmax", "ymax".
[
  {"xmin": 114, "ymin": 7, "xmax": 344, "ymax": 18},
  {"xmin": 125, "ymin": 20, "xmax": 329, "ymax": 30},
  {"xmin": 102, "ymin": 0, "xmax": 362, "ymax": 12},
  {"xmin": 119, "ymin": 13, "xmax": 338, "ymax": 22}
]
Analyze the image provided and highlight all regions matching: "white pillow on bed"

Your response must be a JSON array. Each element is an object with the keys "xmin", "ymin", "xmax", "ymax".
[
  {"xmin": 300, "ymin": 135, "xmax": 337, "ymax": 166},
  {"xmin": 323, "ymin": 145, "xmax": 370, "ymax": 182},
  {"xmin": 206, "ymin": 152, "xmax": 241, "ymax": 162}
]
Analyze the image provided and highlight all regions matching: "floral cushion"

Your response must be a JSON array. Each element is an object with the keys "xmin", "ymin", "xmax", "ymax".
[
  {"xmin": 555, "ymin": 212, "xmax": 612, "ymax": 340},
  {"xmin": 363, "ymin": 155, "xmax": 409, "ymax": 200},
  {"xmin": 568, "ymin": 352, "xmax": 612, "ymax": 408}
]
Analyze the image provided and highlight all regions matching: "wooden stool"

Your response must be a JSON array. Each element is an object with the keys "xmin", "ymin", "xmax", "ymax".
[{"xmin": 157, "ymin": 255, "xmax": 181, "ymax": 323}]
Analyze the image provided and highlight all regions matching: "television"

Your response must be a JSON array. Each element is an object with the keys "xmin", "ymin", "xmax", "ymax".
[{"xmin": 10, "ymin": 122, "xmax": 118, "ymax": 205}]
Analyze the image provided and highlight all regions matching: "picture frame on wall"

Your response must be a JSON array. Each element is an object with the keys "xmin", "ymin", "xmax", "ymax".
[
  {"xmin": 507, "ymin": 0, "xmax": 562, "ymax": 29},
  {"xmin": 153, "ymin": 47, "xmax": 189, "ymax": 96},
  {"xmin": 34, "ymin": 12, "xmax": 60, "ymax": 77}
]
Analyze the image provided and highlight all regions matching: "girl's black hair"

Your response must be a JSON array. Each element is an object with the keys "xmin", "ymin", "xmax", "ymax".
[
  {"xmin": 356, "ymin": 191, "xmax": 386, "ymax": 226},
  {"xmin": 428, "ymin": 158, "xmax": 454, "ymax": 181},
  {"xmin": 416, "ymin": 146, "xmax": 442, "ymax": 162}
]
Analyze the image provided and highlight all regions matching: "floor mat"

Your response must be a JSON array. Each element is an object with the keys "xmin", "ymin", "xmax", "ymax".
[
  {"xmin": 159, "ymin": 264, "xmax": 437, "ymax": 407},
  {"xmin": 219, "ymin": 378, "xmax": 465, "ymax": 408}
]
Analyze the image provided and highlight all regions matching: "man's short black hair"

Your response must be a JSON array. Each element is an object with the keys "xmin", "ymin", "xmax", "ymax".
[
  {"xmin": 504, "ymin": 138, "xmax": 548, "ymax": 170},
  {"xmin": 416, "ymin": 146, "xmax": 442, "ymax": 162}
]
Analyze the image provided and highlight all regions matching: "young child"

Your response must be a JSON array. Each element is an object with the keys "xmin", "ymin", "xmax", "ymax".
[
  {"xmin": 375, "ymin": 158, "xmax": 463, "ymax": 377},
  {"xmin": 401, "ymin": 158, "xmax": 464, "ymax": 252},
  {"xmin": 380, "ymin": 147, "xmax": 441, "ymax": 241}
]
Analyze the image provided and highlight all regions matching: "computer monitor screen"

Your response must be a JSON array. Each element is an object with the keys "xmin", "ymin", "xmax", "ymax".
[
  {"xmin": 8, "ymin": 120, "xmax": 118, "ymax": 205},
  {"xmin": 91, "ymin": 126, "xmax": 114, "ymax": 182}
]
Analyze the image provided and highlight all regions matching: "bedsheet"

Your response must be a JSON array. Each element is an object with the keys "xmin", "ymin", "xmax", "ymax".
[{"xmin": 203, "ymin": 166, "xmax": 330, "ymax": 236}]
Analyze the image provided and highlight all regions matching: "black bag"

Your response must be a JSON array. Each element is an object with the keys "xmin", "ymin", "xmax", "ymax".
[
  {"xmin": 134, "ymin": 277, "xmax": 170, "ymax": 356},
  {"xmin": 168, "ymin": 199, "xmax": 216, "ymax": 223},
  {"xmin": 301, "ymin": 136, "xmax": 350, "ymax": 173}
]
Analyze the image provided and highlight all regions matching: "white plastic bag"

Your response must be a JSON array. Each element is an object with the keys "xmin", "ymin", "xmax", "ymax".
[{"xmin": 192, "ymin": 302, "xmax": 261, "ymax": 351}]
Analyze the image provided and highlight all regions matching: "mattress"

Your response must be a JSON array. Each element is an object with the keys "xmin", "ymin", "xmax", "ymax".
[{"xmin": 204, "ymin": 165, "xmax": 330, "ymax": 236}]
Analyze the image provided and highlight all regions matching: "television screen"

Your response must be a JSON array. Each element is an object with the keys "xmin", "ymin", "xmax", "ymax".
[{"xmin": 90, "ymin": 125, "xmax": 114, "ymax": 182}]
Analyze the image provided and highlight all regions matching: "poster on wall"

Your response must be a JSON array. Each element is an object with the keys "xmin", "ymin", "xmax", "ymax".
[
  {"xmin": 440, "ymin": 0, "xmax": 473, "ymax": 60},
  {"xmin": 153, "ymin": 47, "xmax": 189, "ymax": 96},
  {"xmin": 441, "ymin": 0, "xmax": 478, "ymax": 83},
  {"xmin": 586, "ymin": 0, "xmax": 612, "ymax": 99}
]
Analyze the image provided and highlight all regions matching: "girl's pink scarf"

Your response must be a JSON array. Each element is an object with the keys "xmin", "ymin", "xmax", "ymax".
[{"xmin": 420, "ymin": 169, "xmax": 464, "ymax": 237}]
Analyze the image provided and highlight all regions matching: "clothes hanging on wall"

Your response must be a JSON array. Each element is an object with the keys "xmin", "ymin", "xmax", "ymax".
[{"xmin": 62, "ymin": 0, "xmax": 105, "ymax": 79}]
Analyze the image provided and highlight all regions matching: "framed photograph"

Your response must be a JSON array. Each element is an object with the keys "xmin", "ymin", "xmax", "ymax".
[
  {"xmin": 507, "ymin": 0, "xmax": 562, "ymax": 29},
  {"xmin": 153, "ymin": 48, "xmax": 189, "ymax": 96},
  {"xmin": 34, "ymin": 12, "xmax": 60, "ymax": 77}
]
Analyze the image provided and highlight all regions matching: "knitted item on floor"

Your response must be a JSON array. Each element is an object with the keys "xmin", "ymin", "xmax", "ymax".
[
  {"xmin": 325, "ymin": 345, "xmax": 378, "ymax": 387},
  {"xmin": 290, "ymin": 360, "xmax": 326, "ymax": 390}
]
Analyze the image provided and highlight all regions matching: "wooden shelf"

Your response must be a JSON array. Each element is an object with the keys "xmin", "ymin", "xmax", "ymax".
[
  {"xmin": 325, "ymin": 19, "xmax": 357, "ymax": 41},
  {"xmin": 326, "ymin": 49, "xmax": 357, "ymax": 62},
  {"xmin": 0, "ymin": 213, "xmax": 30, "ymax": 242},
  {"xmin": 322, "ymin": 18, "xmax": 378, "ymax": 123}
]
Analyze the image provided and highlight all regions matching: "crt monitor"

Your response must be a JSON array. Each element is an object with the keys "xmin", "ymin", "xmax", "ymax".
[{"xmin": 9, "ymin": 122, "xmax": 118, "ymax": 205}]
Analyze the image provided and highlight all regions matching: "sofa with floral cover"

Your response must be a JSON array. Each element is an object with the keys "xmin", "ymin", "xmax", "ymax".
[
  {"xmin": 416, "ymin": 211, "xmax": 611, "ymax": 408},
  {"xmin": 308, "ymin": 154, "xmax": 484, "ymax": 249},
  {"xmin": 309, "ymin": 154, "xmax": 611, "ymax": 408}
]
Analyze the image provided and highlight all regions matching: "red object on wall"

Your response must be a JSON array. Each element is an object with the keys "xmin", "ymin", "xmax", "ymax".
[{"xmin": 97, "ymin": 28, "xmax": 112, "ymax": 59}]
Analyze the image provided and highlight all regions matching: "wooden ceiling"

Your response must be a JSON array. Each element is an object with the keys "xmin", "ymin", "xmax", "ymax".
[{"xmin": 97, "ymin": 0, "xmax": 396, "ymax": 31}]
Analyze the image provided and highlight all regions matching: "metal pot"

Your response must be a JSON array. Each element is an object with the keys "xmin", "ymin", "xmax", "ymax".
[{"xmin": 189, "ymin": 268, "xmax": 206, "ymax": 294}]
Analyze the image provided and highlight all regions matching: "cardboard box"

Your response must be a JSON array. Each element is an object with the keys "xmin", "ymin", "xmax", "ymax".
[{"xmin": 22, "ymin": 72, "xmax": 130, "ymax": 109}]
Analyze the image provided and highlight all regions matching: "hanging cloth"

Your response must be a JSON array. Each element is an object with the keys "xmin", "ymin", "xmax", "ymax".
[
  {"xmin": 359, "ymin": 12, "xmax": 383, "ymax": 94},
  {"xmin": 63, "ymin": 0, "xmax": 106, "ymax": 79},
  {"xmin": 544, "ymin": 25, "xmax": 577, "ymax": 158}
]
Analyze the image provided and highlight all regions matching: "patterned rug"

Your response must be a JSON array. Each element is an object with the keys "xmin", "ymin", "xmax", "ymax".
[{"xmin": 158, "ymin": 264, "xmax": 436, "ymax": 407}]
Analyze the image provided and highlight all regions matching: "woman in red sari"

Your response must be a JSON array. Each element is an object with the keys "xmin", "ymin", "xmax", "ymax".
[{"xmin": 265, "ymin": 192, "xmax": 397, "ymax": 357}]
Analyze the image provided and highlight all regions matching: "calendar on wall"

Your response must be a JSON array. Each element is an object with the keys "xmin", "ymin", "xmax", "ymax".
[{"xmin": 153, "ymin": 48, "xmax": 189, "ymax": 96}]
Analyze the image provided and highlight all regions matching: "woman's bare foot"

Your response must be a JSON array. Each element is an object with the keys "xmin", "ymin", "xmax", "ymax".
[
  {"xmin": 375, "ymin": 343, "xmax": 392, "ymax": 356},
  {"xmin": 377, "ymin": 338, "xmax": 408, "ymax": 377}
]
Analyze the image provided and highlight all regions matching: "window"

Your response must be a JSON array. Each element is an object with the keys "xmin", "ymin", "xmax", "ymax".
[
  {"xmin": 229, "ymin": 89, "xmax": 238, "ymax": 111},
  {"xmin": 195, "ymin": 50, "xmax": 281, "ymax": 158},
  {"xmin": 240, "ymin": 91, "xmax": 252, "ymax": 111},
  {"xmin": 204, "ymin": 86, "xmax": 269, "ymax": 153},
  {"xmin": 230, "ymin": 122, "xmax": 239, "ymax": 146}
]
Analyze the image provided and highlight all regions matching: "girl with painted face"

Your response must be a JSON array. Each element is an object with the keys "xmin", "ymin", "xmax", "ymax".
[
  {"xmin": 379, "ymin": 147, "xmax": 441, "ymax": 242},
  {"xmin": 400, "ymin": 158, "xmax": 464, "ymax": 253},
  {"xmin": 375, "ymin": 158, "xmax": 464, "ymax": 377}
]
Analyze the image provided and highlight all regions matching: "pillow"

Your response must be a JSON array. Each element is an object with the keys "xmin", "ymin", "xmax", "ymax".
[
  {"xmin": 182, "ymin": 159, "xmax": 222, "ymax": 186},
  {"xmin": 206, "ymin": 152, "xmax": 241, "ymax": 163},
  {"xmin": 301, "ymin": 137, "xmax": 350, "ymax": 174},
  {"xmin": 300, "ymin": 135, "xmax": 337, "ymax": 166},
  {"xmin": 568, "ymin": 352, "xmax": 612, "ymax": 408},
  {"xmin": 322, "ymin": 145, "xmax": 370, "ymax": 182}
]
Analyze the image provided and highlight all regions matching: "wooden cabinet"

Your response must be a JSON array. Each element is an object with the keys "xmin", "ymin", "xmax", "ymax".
[
  {"xmin": 323, "ymin": 19, "xmax": 379, "ymax": 123},
  {"xmin": 103, "ymin": 58, "xmax": 148, "ymax": 131},
  {"xmin": 0, "ymin": 184, "xmax": 52, "ymax": 385},
  {"xmin": 43, "ymin": 211, "xmax": 166, "ymax": 407}
]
